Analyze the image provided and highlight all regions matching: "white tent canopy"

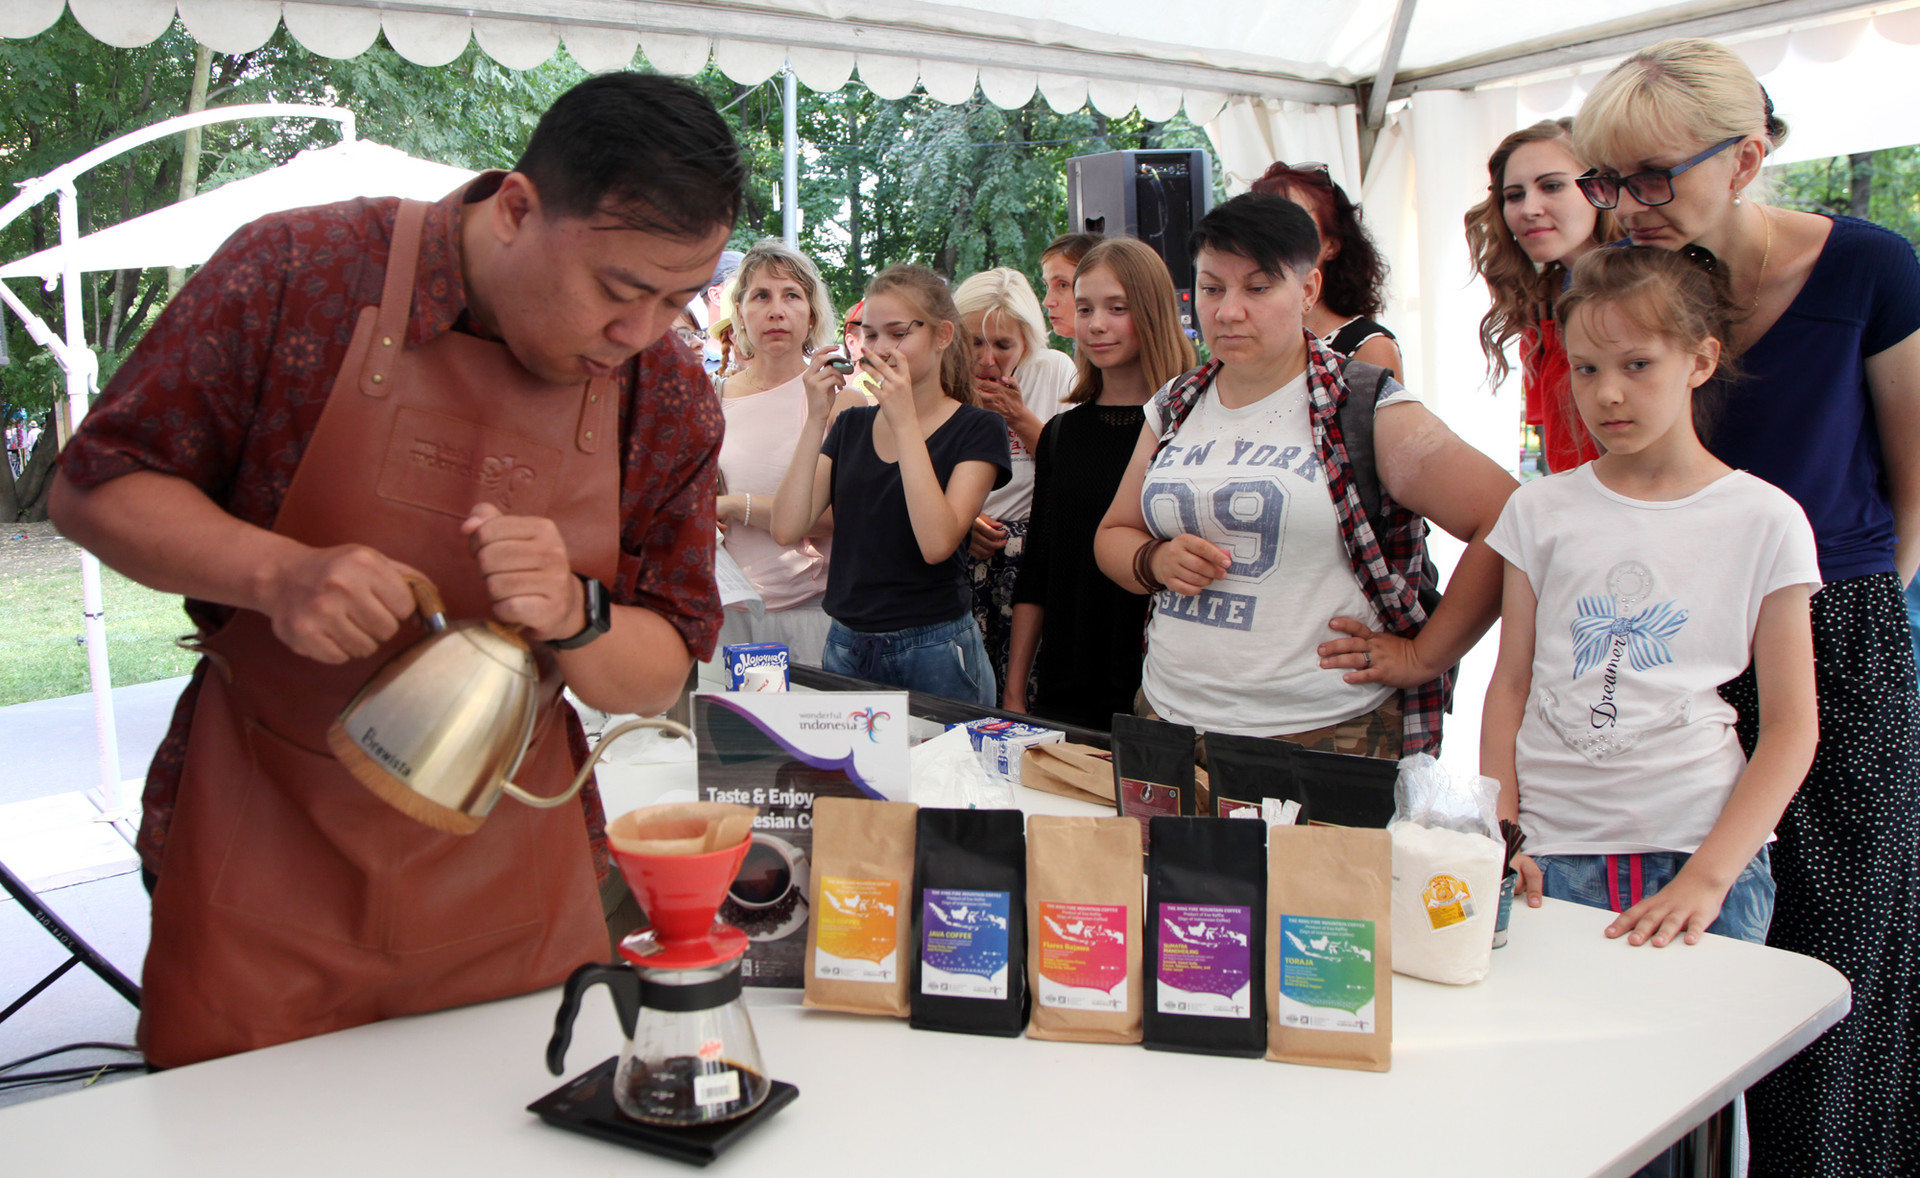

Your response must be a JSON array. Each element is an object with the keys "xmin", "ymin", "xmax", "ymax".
[{"xmin": 0, "ymin": 139, "xmax": 475, "ymax": 282}]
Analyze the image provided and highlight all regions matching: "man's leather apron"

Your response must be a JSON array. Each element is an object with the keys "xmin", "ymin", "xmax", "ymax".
[{"xmin": 139, "ymin": 200, "xmax": 614, "ymax": 1068}]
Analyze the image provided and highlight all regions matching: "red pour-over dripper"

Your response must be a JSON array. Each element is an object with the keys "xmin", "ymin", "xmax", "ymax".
[{"xmin": 612, "ymin": 836, "xmax": 753, "ymax": 971}]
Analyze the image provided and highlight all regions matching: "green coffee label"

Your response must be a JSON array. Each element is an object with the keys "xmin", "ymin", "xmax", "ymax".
[{"xmin": 1277, "ymin": 915, "xmax": 1377, "ymax": 1035}]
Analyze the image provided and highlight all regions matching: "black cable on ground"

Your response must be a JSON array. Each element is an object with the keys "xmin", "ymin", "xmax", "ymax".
[
  {"xmin": 0, "ymin": 1041, "xmax": 140, "ymax": 1075},
  {"xmin": 0, "ymin": 1062, "xmax": 147, "ymax": 1092}
]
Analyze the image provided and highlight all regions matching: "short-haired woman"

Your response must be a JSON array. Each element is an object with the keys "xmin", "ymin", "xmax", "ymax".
[
  {"xmin": 1094, "ymin": 194, "xmax": 1515, "ymax": 758},
  {"xmin": 1039, "ymin": 232, "xmax": 1103, "ymax": 342},
  {"xmin": 712, "ymin": 240, "xmax": 842, "ymax": 664},
  {"xmin": 1577, "ymin": 38, "xmax": 1920, "ymax": 1176}
]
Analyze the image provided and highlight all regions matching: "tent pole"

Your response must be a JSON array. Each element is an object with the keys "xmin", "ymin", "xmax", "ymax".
[
  {"xmin": 54, "ymin": 184, "xmax": 125, "ymax": 816},
  {"xmin": 1359, "ymin": 0, "xmax": 1417, "ymax": 178},
  {"xmin": 782, "ymin": 63, "xmax": 799, "ymax": 250}
]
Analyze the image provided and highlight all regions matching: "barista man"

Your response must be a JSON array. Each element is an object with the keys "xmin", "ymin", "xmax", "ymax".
[{"xmin": 48, "ymin": 74, "xmax": 745, "ymax": 1068}]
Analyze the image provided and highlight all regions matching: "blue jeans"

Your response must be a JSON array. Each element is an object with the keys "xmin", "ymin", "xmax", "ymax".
[
  {"xmin": 822, "ymin": 615, "xmax": 995, "ymax": 706},
  {"xmin": 1534, "ymin": 846, "xmax": 1775, "ymax": 944}
]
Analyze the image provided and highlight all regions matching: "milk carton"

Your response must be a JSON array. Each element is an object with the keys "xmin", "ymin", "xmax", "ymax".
[
  {"xmin": 948, "ymin": 718, "xmax": 1063, "ymax": 784},
  {"xmin": 723, "ymin": 642, "xmax": 790, "ymax": 692}
]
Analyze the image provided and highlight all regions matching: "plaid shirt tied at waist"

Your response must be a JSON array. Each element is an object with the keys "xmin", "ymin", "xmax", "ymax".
[{"xmin": 1150, "ymin": 330, "xmax": 1450, "ymax": 756}]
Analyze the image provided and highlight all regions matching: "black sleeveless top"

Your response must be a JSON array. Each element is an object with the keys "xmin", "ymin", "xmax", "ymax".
[{"xmin": 1325, "ymin": 315, "xmax": 1394, "ymax": 357}]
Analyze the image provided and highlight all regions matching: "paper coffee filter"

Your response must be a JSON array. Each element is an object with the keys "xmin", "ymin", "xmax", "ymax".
[{"xmin": 610, "ymin": 802, "xmax": 759, "ymax": 856}]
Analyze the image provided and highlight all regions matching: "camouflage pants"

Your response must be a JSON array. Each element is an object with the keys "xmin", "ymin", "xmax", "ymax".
[{"xmin": 1132, "ymin": 689, "xmax": 1403, "ymax": 768}]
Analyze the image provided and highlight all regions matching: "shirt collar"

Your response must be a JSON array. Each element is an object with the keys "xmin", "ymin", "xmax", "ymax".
[{"xmin": 410, "ymin": 170, "xmax": 508, "ymax": 347}]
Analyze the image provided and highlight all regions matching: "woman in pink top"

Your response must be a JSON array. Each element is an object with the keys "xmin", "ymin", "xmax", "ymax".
[{"xmin": 714, "ymin": 240, "xmax": 843, "ymax": 665}]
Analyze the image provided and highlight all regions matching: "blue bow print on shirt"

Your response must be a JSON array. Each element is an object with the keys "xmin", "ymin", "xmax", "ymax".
[{"xmin": 1569, "ymin": 595, "xmax": 1689, "ymax": 679}]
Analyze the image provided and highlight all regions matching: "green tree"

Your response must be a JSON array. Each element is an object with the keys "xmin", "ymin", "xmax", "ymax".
[{"xmin": 1, "ymin": 15, "xmax": 1223, "ymax": 518}]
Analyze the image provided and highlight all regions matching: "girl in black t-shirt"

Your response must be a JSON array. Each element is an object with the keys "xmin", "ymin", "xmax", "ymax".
[{"xmin": 771, "ymin": 265, "xmax": 1012, "ymax": 704}]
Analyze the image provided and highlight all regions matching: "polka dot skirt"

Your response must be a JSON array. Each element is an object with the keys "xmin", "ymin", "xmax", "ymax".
[{"xmin": 1721, "ymin": 572, "xmax": 1920, "ymax": 1178}]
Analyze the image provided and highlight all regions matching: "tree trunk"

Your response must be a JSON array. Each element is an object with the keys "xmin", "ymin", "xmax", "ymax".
[
  {"xmin": 11, "ymin": 410, "xmax": 60, "ymax": 522},
  {"xmin": 167, "ymin": 41, "xmax": 214, "ymax": 296},
  {"xmin": 1848, "ymin": 152, "xmax": 1875, "ymax": 220},
  {"xmin": 845, "ymin": 102, "xmax": 864, "ymax": 279}
]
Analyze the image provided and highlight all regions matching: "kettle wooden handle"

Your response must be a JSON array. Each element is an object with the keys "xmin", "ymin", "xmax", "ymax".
[
  {"xmin": 502, "ymin": 717, "xmax": 694, "ymax": 810},
  {"xmin": 404, "ymin": 574, "xmax": 448, "ymax": 634}
]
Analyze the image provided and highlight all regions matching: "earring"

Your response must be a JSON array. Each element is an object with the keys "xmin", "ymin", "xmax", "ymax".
[{"xmin": 1732, "ymin": 191, "xmax": 1744, "ymax": 206}]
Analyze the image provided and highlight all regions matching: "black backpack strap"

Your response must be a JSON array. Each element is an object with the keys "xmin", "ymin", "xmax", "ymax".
[{"xmin": 1335, "ymin": 358, "xmax": 1396, "ymax": 533}]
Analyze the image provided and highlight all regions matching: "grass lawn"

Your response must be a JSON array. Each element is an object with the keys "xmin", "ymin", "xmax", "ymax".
[{"xmin": 0, "ymin": 526, "xmax": 199, "ymax": 707}]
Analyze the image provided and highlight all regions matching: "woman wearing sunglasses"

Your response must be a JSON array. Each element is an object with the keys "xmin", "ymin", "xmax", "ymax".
[
  {"xmin": 1250, "ymin": 161, "xmax": 1402, "ymax": 374},
  {"xmin": 1576, "ymin": 38, "xmax": 1920, "ymax": 1178}
]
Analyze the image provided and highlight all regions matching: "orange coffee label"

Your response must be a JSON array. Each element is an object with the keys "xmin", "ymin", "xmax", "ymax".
[{"xmin": 815, "ymin": 877, "xmax": 900, "ymax": 983}]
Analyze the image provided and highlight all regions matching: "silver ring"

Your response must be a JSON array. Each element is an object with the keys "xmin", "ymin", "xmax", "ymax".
[{"xmin": 1362, "ymin": 651, "xmax": 1373, "ymax": 669}]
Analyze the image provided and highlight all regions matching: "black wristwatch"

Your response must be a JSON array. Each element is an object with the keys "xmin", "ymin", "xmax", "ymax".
[{"xmin": 548, "ymin": 574, "xmax": 611, "ymax": 650}]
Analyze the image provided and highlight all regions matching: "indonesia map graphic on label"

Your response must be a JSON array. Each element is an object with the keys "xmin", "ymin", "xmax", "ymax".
[
  {"xmin": 1277, "ymin": 914, "xmax": 1376, "ymax": 1034},
  {"xmin": 1156, "ymin": 903, "xmax": 1252, "ymax": 1019},
  {"xmin": 814, "ymin": 877, "xmax": 899, "ymax": 983},
  {"xmin": 921, "ymin": 888, "xmax": 1011, "ymax": 1001},
  {"xmin": 1037, "ymin": 902, "xmax": 1130, "ymax": 1012}
]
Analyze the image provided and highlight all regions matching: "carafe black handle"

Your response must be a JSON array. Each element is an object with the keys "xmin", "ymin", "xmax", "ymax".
[{"xmin": 546, "ymin": 962, "xmax": 640, "ymax": 1076}]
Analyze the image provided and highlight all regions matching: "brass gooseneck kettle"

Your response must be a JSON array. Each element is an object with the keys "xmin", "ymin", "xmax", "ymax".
[{"xmin": 327, "ymin": 576, "xmax": 688, "ymax": 835}]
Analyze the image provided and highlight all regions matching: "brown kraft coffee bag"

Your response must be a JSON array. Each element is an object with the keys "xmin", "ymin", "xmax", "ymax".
[
  {"xmin": 803, "ymin": 797, "xmax": 918, "ymax": 1018},
  {"xmin": 1025, "ymin": 815, "xmax": 1144, "ymax": 1044},
  {"xmin": 1266, "ymin": 825, "xmax": 1392, "ymax": 1071}
]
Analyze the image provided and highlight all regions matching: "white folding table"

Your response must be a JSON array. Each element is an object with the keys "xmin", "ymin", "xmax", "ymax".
[{"xmin": 0, "ymin": 760, "xmax": 1849, "ymax": 1177}]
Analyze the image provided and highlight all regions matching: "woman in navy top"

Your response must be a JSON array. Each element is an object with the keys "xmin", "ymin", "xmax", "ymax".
[
  {"xmin": 1578, "ymin": 39, "xmax": 1920, "ymax": 1178},
  {"xmin": 771, "ymin": 265, "xmax": 1011, "ymax": 705}
]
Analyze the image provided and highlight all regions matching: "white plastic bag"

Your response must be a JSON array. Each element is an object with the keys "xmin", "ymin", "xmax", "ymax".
[
  {"xmin": 1388, "ymin": 754, "xmax": 1504, "ymax": 985},
  {"xmin": 909, "ymin": 726, "xmax": 1016, "ymax": 809}
]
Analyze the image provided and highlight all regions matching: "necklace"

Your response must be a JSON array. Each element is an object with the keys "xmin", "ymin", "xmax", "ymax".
[{"xmin": 1750, "ymin": 206, "xmax": 1773, "ymax": 312}]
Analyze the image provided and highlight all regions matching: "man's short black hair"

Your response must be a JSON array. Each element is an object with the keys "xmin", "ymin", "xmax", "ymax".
[
  {"xmin": 514, "ymin": 72, "xmax": 745, "ymax": 240},
  {"xmin": 1188, "ymin": 192, "xmax": 1320, "ymax": 280}
]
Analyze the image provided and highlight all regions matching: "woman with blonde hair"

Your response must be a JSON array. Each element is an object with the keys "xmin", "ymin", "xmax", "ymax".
[
  {"xmin": 1005, "ymin": 236, "xmax": 1195, "ymax": 726},
  {"xmin": 772, "ymin": 265, "xmax": 1011, "ymax": 703},
  {"xmin": 1575, "ymin": 38, "xmax": 1920, "ymax": 1176},
  {"xmin": 1465, "ymin": 118, "xmax": 1609, "ymax": 472},
  {"xmin": 711, "ymin": 240, "xmax": 842, "ymax": 664},
  {"xmin": 952, "ymin": 267, "xmax": 1077, "ymax": 699}
]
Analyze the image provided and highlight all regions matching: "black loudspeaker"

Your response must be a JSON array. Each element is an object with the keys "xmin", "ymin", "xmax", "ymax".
[{"xmin": 1066, "ymin": 149, "xmax": 1213, "ymax": 332}]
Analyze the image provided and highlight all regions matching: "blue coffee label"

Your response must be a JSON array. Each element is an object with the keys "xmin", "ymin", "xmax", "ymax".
[{"xmin": 921, "ymin": 888, "xmax": 1011, "ymax": 1000}]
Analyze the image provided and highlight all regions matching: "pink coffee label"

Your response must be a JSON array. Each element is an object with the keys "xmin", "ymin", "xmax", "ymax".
[{"xmin": 1036, "ymin": 902, "xmax": 1129, "ymax": 1004}]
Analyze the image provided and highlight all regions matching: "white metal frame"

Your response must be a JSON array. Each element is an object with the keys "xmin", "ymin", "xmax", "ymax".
[{"xmin": 0, "ymin": 103, "xmax": 356, "ymax": 818}]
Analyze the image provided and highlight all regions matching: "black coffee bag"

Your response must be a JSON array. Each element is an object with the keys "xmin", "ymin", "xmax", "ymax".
[
  {"xmin": 1206, "ymin": 733, "xmax": 1295, "ymax": 819},
  {"xmin": 1291, "ymin": 747, "xmax": 1397, "ymax": 828},
  {"xmin": 910, "ymin": 808, "xmax": 1027, "ymax": 1037},
  {"xmin": 1143, "ymin": 816, "xmax": 1266, "ymax": 1057},
  {"xmin": 1110, "ymin": 714, "xmax": 1197, "ymax": 852}
]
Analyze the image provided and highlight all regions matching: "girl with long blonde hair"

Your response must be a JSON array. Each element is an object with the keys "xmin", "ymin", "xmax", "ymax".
[{"xmin": 1005, "ymin": 237, "xmax": 1196, "ymax": 725}]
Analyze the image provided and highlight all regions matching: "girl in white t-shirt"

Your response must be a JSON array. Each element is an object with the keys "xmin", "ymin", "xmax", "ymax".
[{"xmin": 1483, "ymin": 246, "xmax": 1820, "ymax": 948}]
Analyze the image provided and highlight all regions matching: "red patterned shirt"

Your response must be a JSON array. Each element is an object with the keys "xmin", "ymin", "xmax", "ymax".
[{"xmin": 58, "ymin": 173, "xmax": 724, "ymax": 878}]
